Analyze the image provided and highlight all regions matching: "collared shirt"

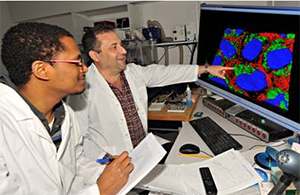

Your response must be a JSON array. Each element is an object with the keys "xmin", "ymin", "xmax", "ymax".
[
  {"xmin": 21, "ymin": 97, "xmax": 65, "ymax": 151},
  {"xmin": 108, "ymin": 72, "xmax": 146, "ymax": 147}
]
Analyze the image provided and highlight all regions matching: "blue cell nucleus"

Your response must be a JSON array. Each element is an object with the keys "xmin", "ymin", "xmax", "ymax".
[
  {"xmin": 212, "ymin": 56, "xmax": 223, "ymax": 65},
  {"xmin": 225, "ymin": 28, "xmax": 232, "ymax": 34},
  {"xmin": 267, "ymin": 48, "xmax": 292, "ymax": 70},
  {"xmin": 280, "ymin": 33, "xmax": 287, "ymax": 38},
  {"xmin": 235, "ymin": 29, "xmax": 244, "ymax": 35},
  {"xmin": 220, "ymin": 39, "xmax": 236, "ymax": 59},
  {"xmin": 209, "ymin": 77, "xmax": 228, "ymax": 88},
  {"xmin": 242, "ymin": 38, "xmax": 263, "ymax": 61},
  {"xmin": 264, "ymin": 93, "xmax": 288, "ymax": 109},
  {"xmin": 236, "ymin": 70, "xmax": 267, "ymax": 92}
]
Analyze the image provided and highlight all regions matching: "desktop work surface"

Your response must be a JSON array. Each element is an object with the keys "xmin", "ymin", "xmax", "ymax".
[
  {"xmin": 165, "ymin": 95, "xmax": 289, "ymax": 164},
  {"xmin": 161, "ymin": 96, "xmax": 292, "ymax": 195}
]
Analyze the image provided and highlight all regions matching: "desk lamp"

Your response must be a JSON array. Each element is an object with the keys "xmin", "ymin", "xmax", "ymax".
[{"xmin": 268, "ymin": 149, "xmax": 300, "ymax": 195}]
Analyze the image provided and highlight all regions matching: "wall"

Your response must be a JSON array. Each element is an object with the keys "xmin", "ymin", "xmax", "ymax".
[
  {"xmin": 274, "ymin": 1, "xmax": 300, "ymax": 7},
  {"xmin": 8, "ymin": 1, "xmax": 71, "ymax": 22},
  {"xmin": 29, "ymin": 14, "xmax": 76, "ymax": 39},
  {"xmin": 131, "ymin": 1, "xmax": 273, "ymax": 65},
  {"xmin": 0, "ymin": 1, "xmax": 12, "ymax": 75},
  {"xmin": 1, "ymin": 1, "xmax": 299, "ymax": 72},
  {"xmin": 134, "ymin": 1, "xmax": 198, "ymax": 65}
]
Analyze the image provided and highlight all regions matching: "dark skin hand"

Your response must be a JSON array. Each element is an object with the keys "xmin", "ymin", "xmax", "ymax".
[{"xmin": 97, "ymin": 151, "xmax": 134, "ymax": 195}]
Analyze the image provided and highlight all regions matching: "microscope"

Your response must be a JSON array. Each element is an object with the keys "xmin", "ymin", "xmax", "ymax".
[{"xmin": 268, "ymin": 149, "xmax": 300, "ymax": 195}]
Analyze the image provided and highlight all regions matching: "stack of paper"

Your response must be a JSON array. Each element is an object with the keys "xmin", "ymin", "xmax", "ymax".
[
  {"xmin": 137, "ymin": 149, "xmax": 262, "ymax": 195},
  {"xmin": 117, "ymin": 133, "xmax": 167, "ymax": 195}
]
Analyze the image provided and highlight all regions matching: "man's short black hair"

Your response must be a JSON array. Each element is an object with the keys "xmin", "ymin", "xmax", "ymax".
[
  {"xmin": 81, "ymin": 25, "xmax": 115, "ymax": 65},
  {"xmin": 1, "ymin": 22, "xmax": 73, "ymax": 86}
]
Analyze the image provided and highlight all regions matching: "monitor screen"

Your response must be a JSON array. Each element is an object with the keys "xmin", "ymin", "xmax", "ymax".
[{"xmin": 197, "ymin": 4, "xmax": 300, "ymax": 134}]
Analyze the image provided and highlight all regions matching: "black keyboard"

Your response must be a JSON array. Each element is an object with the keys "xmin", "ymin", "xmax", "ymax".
[{"xmin": 189, "ymin": 116, "xmax": 243, "ymax": 155}]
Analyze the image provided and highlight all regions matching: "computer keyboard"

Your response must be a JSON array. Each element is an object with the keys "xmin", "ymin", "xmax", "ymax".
[
  {"xmin": 189, "ymin": 116, "xmax": 243, "ymax": 155},
  {"xmin": 167, "ymin": 104, "xmax": 187, "ymax": 113}
]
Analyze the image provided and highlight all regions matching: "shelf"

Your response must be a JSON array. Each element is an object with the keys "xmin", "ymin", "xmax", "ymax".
[{"xmin": 155, "ymin": 40, "xmax": 198, "ymax": 47}]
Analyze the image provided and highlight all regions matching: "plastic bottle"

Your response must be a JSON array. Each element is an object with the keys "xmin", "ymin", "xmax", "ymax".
[{"xmin": 186, "ymin": 85, "xmax": 192, "ymax": 106}]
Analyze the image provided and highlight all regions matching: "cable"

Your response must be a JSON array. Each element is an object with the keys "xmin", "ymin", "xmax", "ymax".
[
  {"xmin": 147, "ymin": 20, "xmax": 171, "ymax": 65},
  {"xmin": 189, "ymin": 42, "xmax": 197, "ymax": 65},
  {"xmin": 248, "ymin": 144, "xmax": 270, "ymax": 151},
  {"xmin": 229, "ymin": 133, "xmax": 261, "ymax": 141},
  {"xmin": 247, "ymin": 141, "xmax": 287, "ymax": 151},
  {"xmin": 201, "ymin": 150, "xmax": 214, "ymax": 157},
  {"xmin": 164, "ymin": 47, "xmax": 169, "ymax": 65},
  {"xmin": 179, "ymin": 45, "xmax": 184, "ymax": 64},
  {"xmin": 157, "ymin": 46, "xmax": 179, "ymax": 65},
  {"xmin": 186, "ymin": 45, "xmax": 193, "ymax": 53},
  {"xmin": 157, "ymin": 52, "xmax": 166, "ymax": 63},
  {"xmin": 121, "ymin": 19, "xmax": 126, "ymax": 28}
]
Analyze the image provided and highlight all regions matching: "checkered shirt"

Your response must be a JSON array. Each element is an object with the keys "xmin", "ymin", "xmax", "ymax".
[{"xmin": 108, "ymin": 72, "xmax": 146, "ymax": 147}]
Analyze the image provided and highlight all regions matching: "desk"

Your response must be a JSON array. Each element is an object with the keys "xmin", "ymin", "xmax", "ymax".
[
  {"xmin": 165, "ymin": 95, "xmax": 268, "ymax": 165},
  {"xmin": 148, "ymin": 88, "xmax": 201, "ymax": 121},
  {"xmin": 163, "ymin": 95, "xmax": 291, "ymax": 195}
]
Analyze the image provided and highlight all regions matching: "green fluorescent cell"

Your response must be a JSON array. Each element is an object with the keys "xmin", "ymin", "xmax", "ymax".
[
  {"xmin": 280, "ymin": 101, "xmax": 288, "ymax": 110},
  {"xmin": 267, "ymin": 89, "xmax": 278, "ymax": 99},
  {"xmin": 287, "ymin": 34, "xmax": 296, "ymax": 39}
]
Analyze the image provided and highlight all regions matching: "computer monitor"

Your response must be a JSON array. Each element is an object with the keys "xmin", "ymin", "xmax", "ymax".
[{"xmin": 197, "ymin": 4, "xmax": 300, "ymax": 134}]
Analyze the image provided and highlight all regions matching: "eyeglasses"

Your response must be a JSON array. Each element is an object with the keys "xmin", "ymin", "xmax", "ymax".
[{"xmin": 43, "ymin": 59, "xmax": 84, "ymax": 67}]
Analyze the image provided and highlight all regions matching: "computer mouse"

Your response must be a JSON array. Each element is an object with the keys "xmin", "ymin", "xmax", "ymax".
[
  {"xmin": 194, "ymin": 111, "xmax": 203, "ymax": 118},
  {"xmin": 179, "ymin": 143, "xmax": 200, "ymax": 154}
]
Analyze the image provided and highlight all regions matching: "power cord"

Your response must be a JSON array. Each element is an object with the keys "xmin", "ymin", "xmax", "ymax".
[
  {"xmin": 229, "ymin": 133, "xmax": 261, "ymax": 141},
  {"xmin": 247, "ymin": 140, "xmax": 287, "ymax": 151},
  {"xmin": 201, "ymin": 150, "xmax": 214, "ymax": 157}
]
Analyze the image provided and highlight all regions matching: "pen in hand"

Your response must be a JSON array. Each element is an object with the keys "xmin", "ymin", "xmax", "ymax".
[{"xmin": 96, "ymin": 158, "xmax": 114, "ymax": 164}]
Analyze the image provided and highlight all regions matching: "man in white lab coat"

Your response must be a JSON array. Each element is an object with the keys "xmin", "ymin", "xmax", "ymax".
[
  {"xmin": 68, "ymin": 25, "xmax": 233, "ymax": 161},
  {"xmin": 0, "ymin": 22, "xmax": 133, "ymax": 195}
]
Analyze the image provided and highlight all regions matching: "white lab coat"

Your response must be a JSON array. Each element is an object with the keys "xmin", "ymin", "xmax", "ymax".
[
  {"xmin": 68, "ymin": 63, "xmax": 199, "ymax": 160},
  {"xmin": 0, "ymin": 83, "xmax": 104, "ymax": 195}
]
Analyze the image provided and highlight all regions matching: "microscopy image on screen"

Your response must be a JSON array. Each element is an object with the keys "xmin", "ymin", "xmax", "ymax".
[{"xmin": 209, "ymin": 28, "xmax": 296, "ymax": 111}]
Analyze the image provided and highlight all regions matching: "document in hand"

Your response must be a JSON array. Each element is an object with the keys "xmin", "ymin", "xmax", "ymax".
[
  {"xmin": 137, "ymin": 149, "xmax": 262, "ymax": 195},
  {"xmin": 117, "ymin": 133, "xmax": 167, "ymax": 195}
]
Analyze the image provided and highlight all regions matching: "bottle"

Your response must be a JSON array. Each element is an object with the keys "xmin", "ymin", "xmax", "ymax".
[{"xmin": 186, "ymin": 85, "xmax": 192, "ymax": 106}]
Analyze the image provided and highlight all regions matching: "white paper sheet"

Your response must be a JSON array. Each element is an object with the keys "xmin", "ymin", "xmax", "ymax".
[
  {"xmin": 204, "ymin": 149, "xmax": 262, "ymax": 194},
  {"xmin": 136, "ymin": 164, "xmax": 189, "ymax": 195},
  {"xmin": 137, "ymin": 149, "xmax": 262, "ymax": 195},
  {"xmin": 117, "ymin": 133, "xmax": 167, "ymax": 195}
]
